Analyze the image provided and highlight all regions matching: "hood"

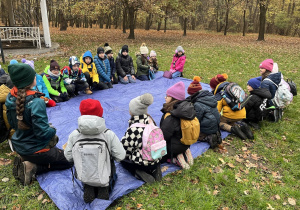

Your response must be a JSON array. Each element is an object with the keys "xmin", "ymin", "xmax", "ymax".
[
  {"xmin": 214, "ymin": 82, "xmax": 229, "ymax": 95},
  {"xmin": 266, "ymin": 72, "xmax": 281, "ymax": 85},
  {"xmin": 171, "ymin": 101, "xmax": 196, "ymax": 120},
  {"xmin": 250, "ymin": 88, "xmax": 272, "ymax": 99},
  {"xmin": 83, "ymin": 51, "xmax": 93, "ymax": 63},
  {"xmin": 192, "ymin": 90, "xmax": 217, "ymax": 108},
  {"xmin": 44, "ymin": 65, "xmax": 50, "ymax": 74},
  {"xmin": 78, "ymin": 115, "xmax": 106, "ymax": 135}
]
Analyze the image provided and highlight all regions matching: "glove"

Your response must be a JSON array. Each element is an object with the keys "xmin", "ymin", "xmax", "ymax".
[
  {"xmin": 60, "ymin": 92, "xmax": 68, "ymax": 99},
  {"xmin": 49, "ymin": 123, "xmax": 56, "ymax": 131}
]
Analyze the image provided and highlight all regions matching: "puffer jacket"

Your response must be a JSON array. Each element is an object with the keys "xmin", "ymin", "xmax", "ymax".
[
  {"xmin": 160, "ymin": 101, "xmax": 193, "ymax": 157},
  {"xmin": 115, "ymin": 54, "xmax": 135, "ymax": 77},
  {"xmin": 170, "ymin": 54, "xmax": 186, "ymax": 72},
  {"xmin": 64, "ymin": 115, "xmax": 126, "ymax": 163},
  {"xmin": 245, "ymin": 88, "xmax": 272, "ymax": 123},
  {"xmin": 189, "ymin": 90, "xmax": 220, "ymax": 134},
  {"xmin": 42, "ymin": 66, "xmax": 67, "ymax": 96},
  {"xmin": 261, "ymin": 72, "xmax": 281, "ymax": 107},
  {"xmin": 121, "ymin": 114, "xmax": 160, "ymax": 166},
  {"xmin": 136, "ymin": 54, "xmax": 150, "ymax": 77},
  {"xmin": 5, "ymin": 87, "xmax": 56, "ymax": 156},
  {"xmin": 80, "ymin": 51, "xmax": 99, "ymax": 83},
  {"xmin": 34, "ymin": 74, "xmax": 50, "ymax": 99},
  {"xmin": 94, "ymin": 55, "xmax": 111, "ymax": 83}
]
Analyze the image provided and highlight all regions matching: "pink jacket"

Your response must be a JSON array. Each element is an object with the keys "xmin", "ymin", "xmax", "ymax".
[{"xmin": 170, "ymin": 55, "xmax": 186, "ymax": 72}]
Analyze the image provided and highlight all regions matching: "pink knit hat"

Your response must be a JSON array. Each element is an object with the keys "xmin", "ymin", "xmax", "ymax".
[
  {"xmin": 166, "ymin": 81, "xmax": 185, "ymax": 100},
  {"xmin": 259, "ymin": 59, "xmax": 273, "ymax": 72}
]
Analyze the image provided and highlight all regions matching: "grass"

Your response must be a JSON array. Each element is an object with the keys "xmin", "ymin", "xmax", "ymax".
[{"xmin": 0, "ymin": 28, "xmax": 299, "ymax": 209}]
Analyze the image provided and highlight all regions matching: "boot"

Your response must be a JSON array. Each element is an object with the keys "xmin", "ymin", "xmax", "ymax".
[
  {"xmin": 97, "ymin": 187, "xmax": 109, "ymax": 200},
  {"xmin": 248, "ymin": 121, "xmax": 260, "ymax": 130},
  {"xmin": 85, "ymin": 88, "xmax": 92, "ymax": 95},
  {"xmin": 19, "ymin": 161, "xmax": 37, "ymax": 185},
  {"xmin": 135, "ymin": 169, "xmax": 155, "ymax": 184},
  {"xmin": 152, "ymin": 163, "xmax": 162, "ymax": 182},
  {"xmin": 83, "ymin": 184, "xmax": 96, "ymax": 203},
  {"xmin": 231, "ymin": 126, "xmax": 247, "ymax": 140},
  {"xmin": 268, "ymin": 108, "xmax": 278, "ymax": 122},
  {"xmin": 12, "ymin": 156, "xmax": 23, "ymax": 180},
  {"xmin": 278, "ymin": 108, "xmax": 283, "ymax": 120},
  {"xmin": 240, "ymin": 123, "xmax": 254, "ymax": 140},
  {"xmin": 174, "ymin": 153, "xmax": 190, "ymax": 170},
  {"xmin": 184, "ymin": 148, "xmax": 194, "ymax": 166}
]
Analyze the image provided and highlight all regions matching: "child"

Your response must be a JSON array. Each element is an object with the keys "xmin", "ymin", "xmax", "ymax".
[
  {"xmin": 43, "ymin": 60, "xmax": 69, "ymax": 103},
  {"xmin": 116, "ymin": 45, "xmax": 136, "ymax": 84},
  {"xmin": 210, "ymin": 73, "xmax": 253, "ymax": 140},
  {"xmin": 64, "ymin": 99, "xmax": 125, "ymax": 203},
  {"xmin": 61, "ymin": 56, "xmax": 92, "ymax": 97},
  {"xmin": 148, "ymin": 50, "xmax": 159, "ymax": 73},
  {"xmin": 21, "ymin": 59, "xmax": 56, "ymax": 107},
  {"xmin": 136, "ymin": 43, "xmax": 151, "ymax": 81},
  {"xmin": 187, "ymin": 76, "xmax": 221, "ymax": 148},
  {"xmin": 104, "ymin": 43, "xmax": 118, "ymax": 84},
  {"xmin": 160, "ymin": 81, "xmax": 194, "ymax": 169},
  {"xmin": 6, "ymin": 63, "xmax": 73, "ymax": 185},
  {"xmin": 80, "ymin": 51, "xmax": 101, "ymax": 90},
  {"xmin": 169, "ymin": 46, "xmax": 186, "ymax": 78},
  {"xmin": 94, "ymin": 47, "xmax": 112, "ymax": 89},
  {"xmin": 121, "ymin": 93, "xmax": 162, "ymax": 183},
  {"xmin": 244, "ymin": 77, "xmax": 272, "ymax": 129}
]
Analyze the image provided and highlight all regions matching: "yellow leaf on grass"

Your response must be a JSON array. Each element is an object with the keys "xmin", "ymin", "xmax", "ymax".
[
  {"xmin": 288, "ymin": 198, "xmax": 296, "ymax": 206},
  {"xmin": 213, "ymin": 190, "xmax": 219, "ymax": 195},
  {"xmin": 227, "ymin": 163, "xmax": 235, "ymax": 168},
  {"xmin": 37, "ymin": 194, "xmax": 43, "ymax": 201},
  {"xmin": 180, "ymin": 200, "xmax": 184, "ymax": 203},
  {"xmin": 136, "ymin": 203, "xmax": 143, "ymax": 208}
]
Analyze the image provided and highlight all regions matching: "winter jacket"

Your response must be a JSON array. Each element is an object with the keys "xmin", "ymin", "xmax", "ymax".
[
  {"xmin": 121, "ymin": 114, "xmax": 160, "ymax": 166},
  {"xmin": 261, "ymin": 72, "xmax": 281, "ymax": 107},
  {"xmin": 5, "ymin": 87, "xmax": 56, "ymax": 156},
  {"xmin": 136, "ymin": 55, "xmax": 150, "ymax": 77},
  {"xmin": 189, "ymin": 90, "xmax": 220, "ymax": 134},
  {"xmin": 94, "ymin": 55, "xmax": 111, "ymax": 83},
  {"xmin": 116, "ymin": 54, "xmax": 135, "ymax": 77},
  {"xmin": 80, "ymin": 51, "xmax": 99, "ymax": 83},
  {"xmin": 148, "ymin": 57, "xmax": 159, "ymax": 73},
  {"xmin": 214, "ymin": 82, "xmax": 246, "ymax": 120},
  {"xmin": 160, "ymin": 101, "xmax": 192, "ymax": 157},
  {"xmin": 64, "ymin": 115, "xmax": 126, "ymax": 163},
  {"xmin": 61, "ymin": 66, "xmax": 86, "ymax": 85},
  {"xmin": 108, "ymin": 57, "xmax": 116, "ymax": 77},
  {"xmin": 170, "ymin": 55, "xmax": 186, "ymax": 72},
  {"xmin": 42, "ymin": 66, "xmax": 67, "ymax": 96},
  {"xmin": 245, "ymin": 88, "xmax": 272, "ymax": 123},
  {"xmin": 32, "ymin": 74, "xmax": 50, "ymax": 99},
  {"xmin": 0, "ymin": 84, "xmax": 15, "ymax": 139}
]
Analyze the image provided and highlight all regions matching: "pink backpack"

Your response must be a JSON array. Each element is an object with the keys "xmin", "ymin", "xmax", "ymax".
[{"xmin": 130, "ymin": 123, "xmax": 167, "ymax": 161}]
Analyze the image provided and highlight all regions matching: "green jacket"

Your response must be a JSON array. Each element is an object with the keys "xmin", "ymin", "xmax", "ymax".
[
  {"xmin": 5, "ymin": 91, "xmax": 56, "ymax": 156},
  {"xmin": 136, "ymin": 55, "xmax": 150, "ymax": 77},
  {"xmin": 42, "ymin": 65, "xmax": 67, "ymax": 96}
]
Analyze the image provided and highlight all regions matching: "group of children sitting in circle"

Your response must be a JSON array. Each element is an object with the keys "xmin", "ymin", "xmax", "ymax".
[{"xmin": 0, "ymin": 42, "xmax": 296, "ymax": 204}]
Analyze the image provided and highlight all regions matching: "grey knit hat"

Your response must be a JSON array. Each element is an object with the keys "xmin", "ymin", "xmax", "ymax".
[
  {"xmin": 176, "ymin": 46, "xmax": 184, "ymax": 53},
  {"xmin": 129, "ymin": 93, "xmax": 153, "ymax": 116}
]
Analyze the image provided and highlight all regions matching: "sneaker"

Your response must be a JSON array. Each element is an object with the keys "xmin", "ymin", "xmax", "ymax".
[
  {"xmin": 174, "ymin": 153, "xmax": 190, "ymax": 170},
  {"xmin": 13, "ymin": 156, "xmax": 22, "ymax": 180},
  {"xmin": 135, "ymin": 169, "xmax": 155, "ymax": 184},
  {"xmin": 84, "ymin": 184, "xmax": 96, "ymax": 203},
  {"xmin": 240, "ymin": 123, "xmax": 254, "ymax": 140},
  {"xmin": 97, "ymin": 187, "xmax": 109, "ymax": 200},
  {"xmin": 19, "ymin": 161, "xmax": 37, "ymax": 185},
  {"xmin": 231, "ymin": 126, "xmax": 247, "ymax": 140},
  {"xmin": 85, "ymin": 88, "xmax": 92, "ymax": 95},
  {"xmin": 268, "ymin": 109, "xmax": 278, "ymax": 122},
  {"xmin": 185, "ymin": 149, "xmax": 194, "ymax": 166},
  {"xmin": 152, "ymin": 163, "xmax": 162, "ymax": 181}
]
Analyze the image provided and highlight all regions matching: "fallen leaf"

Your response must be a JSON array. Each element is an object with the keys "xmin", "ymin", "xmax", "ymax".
[
  {"xmin": 219, "ymin": 158, "xmax": 225, "ymax": 164},
  {"xmin": 242, "ymin": 147, "xmax": 247, "ymax": 151},
  {"xmin": 42, "ymin": 199, "xmax": 50, "ymax": 204},
  {"xmin": 190, "ymin": 179, "xmax": 199, "ymax": 184},
  {"xmin": 250, "ymin": 154, "xmax": 259, "ymax": 161},
  {"xmin": 244, "ymin": 190, "xmax": 249, "ymax": 195},
  {"xmin": 275, "ymin": 195, "xmax": 280, "ymax": 200},
  {"xmin": 283, "ymin": 158, "xmax": 289, "ymax": 163},
  {"xmin": 131, "ymin": 197, "xmax": 136, "ymax": 201},
  {"xmin": 227, "ymin": 163, "xmax": 235, "ymax": 168},
  {"xmin": 266, "ymin": 203, "xmax": 274, "ymax": 210},
  {"xmin": 2, "ymin": 178, "xmax": 9, "ymax": 182},
  {"xmin": 213, "ymin": 190, "xmax": 219, "ymax": 195},
  {"xmin": 214, "ymin": 185, "xmax": 218, "ymax": 190},
  {"xmin": 13, "ymin": 194, "xmax": 19, "ymax": 197},
  {"xmin": 0, "ymin": 158, "xmax": 12, "ymax": 166},
  {"xmin": 12, "ymin": 204, "xmax": 21, "ymax": 210},
  {"xmin": 212, "ymin": 166, "xmax": 223, "ymax": 174},
  {"xmin": 282, "ymin": 202, "xmax": 287, "ymax": 206},
  {"xmin": 222, "ymin": 207, "xmax": 229, "ymax": 210},
  {"xmin": 235, "ymin": 156, "xmax": 244, "ymax": 163},
  {"xmin": 288, "ymin": 198, "xmax": 296, "ymax": 206},
  {"xmin": 161, "ymin": 166, "xmax": 169, "ymax": 173},
  {"xmin": 180, "ymin": 200, "xmax": 184, "ymax": 203},
  {"xmin": 136, "ymin": 203, "xmax": 143, "ymax": 209}
]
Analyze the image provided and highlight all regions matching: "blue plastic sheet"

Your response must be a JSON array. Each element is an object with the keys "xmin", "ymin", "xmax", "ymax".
[{"xmin": 37, "ymin": 71, "xmax": 230, "ymax": 210}]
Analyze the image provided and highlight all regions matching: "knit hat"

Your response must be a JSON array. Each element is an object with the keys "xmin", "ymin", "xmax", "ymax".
[
  {"xmin": 121, "ymin": 45, "xmax": 128, "ymax": 53},
  {"xmin": 175, "ymin": 46, "xmax": 184, "ymax": 53},
  {"xmin": 10, "ymin": 60, "xmax": 18, "ymax": 65},
  {"xmin": 150, "ymin": 50, "xmax": 156, "ymax": 57},
  {"xmin": 79, "ymin": 99, "xmax": 103, "ymax": 117},
  {"xmin": 97, "ymin": 47, "xmax": 105, "ymax": 54},
  {"xmin": 166, "ymin": 81, "xmax": 186, "ymax": 100},
  {"xmin": 50, "ymin": 60, "xmax": 60, "ymax": 71},
  {"xmin": 187, "ymin": 76, "xmax": 202, "ymax": 95},
  {"xmin": 272, "ymin": 63, "xmax": 278, "ymax": 73},
  {"xmin": 8, "ymin": 63, "xmax": 36, "ymax": 89},
  {"xmin": 259, "ymin": 59, "xmax": 273, "ymax": 72},
  {"xmin": 104, "ymin": 43, "xmax": 113, "ymax": 54},
  {"xmin": 247, "ymin": 77, "xmax": 262, "ymax": 90},
  {"xmin": 140, "ymin": 43, "xmax": 149, "ymax": 55},
  {"xmin": 21, "ymin": 58, "xmax": 35, "ymax": 70},
  {"xmin": 210, "ymin": 73, "xmax": 228, "ymax": 90},
  {"xmin": 129, "ymin": 93, "xmax": 153, "ymax": 116}
]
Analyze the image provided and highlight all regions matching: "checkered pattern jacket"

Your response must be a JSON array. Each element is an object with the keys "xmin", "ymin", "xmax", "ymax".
[{"xmin": 121, "ymin": 114, "xmax": 160, "ymax": 166}]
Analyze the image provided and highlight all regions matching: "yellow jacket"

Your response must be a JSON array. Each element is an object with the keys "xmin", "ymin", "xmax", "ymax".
[
  {"xmin": 80, "ymin": 54, "xmax": 99, "ymax": 83},
  {"xmin": 0, "ymin": 84, "xmax": 15, "ymax": 138}
]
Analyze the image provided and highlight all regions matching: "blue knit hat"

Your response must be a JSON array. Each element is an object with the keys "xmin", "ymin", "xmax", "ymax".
[{"xmin": 247, "ymin": 77, "xmax": 262, "ymax": 90}]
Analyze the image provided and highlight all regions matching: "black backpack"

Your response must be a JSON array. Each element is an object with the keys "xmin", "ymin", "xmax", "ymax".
[
  {"xmin": 286, "ymin": 79, "xmax": 297, "ymax": 96},
  {"xmin": 0, "ymin": 103, "xmax": 11, "ymax": 143}
]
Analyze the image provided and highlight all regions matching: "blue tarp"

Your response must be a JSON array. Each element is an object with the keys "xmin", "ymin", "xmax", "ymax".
[{"xmin": 38, "ymin": 71, "xmax": 230, "ymax": 210}]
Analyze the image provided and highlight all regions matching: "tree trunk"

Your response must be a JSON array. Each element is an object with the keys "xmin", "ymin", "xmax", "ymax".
[
  {"xmin": 157, "ymin": 20, "xmax": 161, "ymax": 31},
  {"xmin": 145, "ymin": 13, "xmax": 153, "ymax": 30},
  {"xmin": 183, "ymin": 17, "xmax": 187, "ymax": 36},
  {"xmin": 122, "ymin": 7, "xmax": 126, "ymax": 33},
  {"xmin": 6, "ymin": 0, "xmax": 15, "ymax": 26},
  {"xmin": 224, "ymin": 0, "xmax": 230, "ymax": 35},
  {"xmin": 164, "ymin": 7, "xmax": 168, "ymax": 33},
  {"xmin": 191, "ymin": 17, "xmax": 196, "ymax": 30},
  {"xmin": 127, "ymin": 6, "xmax": 135, "ymax": 39},
  {"xmin": 59, "ymin": 10, "xmax": 67, "ymax": 31},
  {"xmin": 257, "ymin": 2, "xmax": 267, "ymax": 41},
  {"xmin": 243, "ymin": 9, "xmax": 246, "ymax": 36}
]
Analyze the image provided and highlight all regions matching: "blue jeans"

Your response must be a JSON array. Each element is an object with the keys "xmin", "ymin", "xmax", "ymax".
[
  {"xmin": 172, "ymin": 71, "xmax": 182, "ymax": 78},
  {"xmin": 137, "ymin": 75, "xmax": 149, "ymax": 81},
  {"xmin": 119, "ymin": 75, "xmax": 136, "ymax": 84}
]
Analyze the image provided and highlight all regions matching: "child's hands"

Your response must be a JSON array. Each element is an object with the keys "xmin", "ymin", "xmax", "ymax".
[
  {"xmin": 131, "ymin": 75, "xmax": 136, "ymax": 80},
  {"xmin": 123, "ymin": 76, "xmax": 128, "ymax": 81}
]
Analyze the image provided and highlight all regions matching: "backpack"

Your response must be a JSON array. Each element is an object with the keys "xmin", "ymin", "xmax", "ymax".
[
  {"xmin": 286, "ymin": 79, "xmax": 297, "ymax": 96},
  {"xmin": 130, "ymin": 123, "xmax": 167, "ymax": 161},
  {"xmin": 221, "ymin": 83, "xmax": 246, "ymax": 111},
  {"xmin": 264, "ymin": 78, "xmax": 293, "ymax": 108},
  {"xmin": 0, "ymin": 103, "xmax": 11, "ymax": 143},
  {"xmin": 72, "ymin": 129, "xmax": 115, "ymax": 187}
]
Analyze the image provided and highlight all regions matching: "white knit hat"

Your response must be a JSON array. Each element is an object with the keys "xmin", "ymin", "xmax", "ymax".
[
  {"xmin": 140, "ymin": 43, "xmax": 149, "ymax": 55},
  {"xmin": 129, "ymin": 93, "xmax": 153, "ymax": 116},
  {"xmin": 150, "ymin": 50, "xmax": 156, "ymax": 57}
]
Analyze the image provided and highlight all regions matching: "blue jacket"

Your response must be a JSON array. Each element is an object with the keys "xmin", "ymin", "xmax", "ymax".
[
  {"xmin": 33, "ymin": 74, "xmax": 50, "ymax": 99},
  {"xmin": 5, "ymin": 90, "xmax": 56, "ymax": 156},
  {"xmin": 94, "ymin": 55, "xmax": 111, "ymax": 83},
  {"xmin": 190, "ymin": 90, "xmax": 220, "ymax": 134},
  {"xmin": 261, "ymin": 72, "xmax": 281, "ymax": 106},
  {"xmin": 108, "ymin": 57, "xmax": 116, "ymax": 77}
]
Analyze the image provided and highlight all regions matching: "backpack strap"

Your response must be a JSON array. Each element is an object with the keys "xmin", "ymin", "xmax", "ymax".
[
  {"xmin": 130, "ymin": 123, "xmax": 146, "ymax": 128},
  {"xmin": 264, "ymin": 78, "xmax": 278, "ymax": 88},
  {"xmin": 164, "ymin": 113, "xmax": 171, "ymax": 120}
]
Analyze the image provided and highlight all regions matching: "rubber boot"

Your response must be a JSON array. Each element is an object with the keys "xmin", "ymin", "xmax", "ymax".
[{"xmin": 231, "ymin": 126, "xmax": 247, "ymax": 140}]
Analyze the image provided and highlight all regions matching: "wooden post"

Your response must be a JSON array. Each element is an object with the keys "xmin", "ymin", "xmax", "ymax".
[{"xmin": 40, "ymin": 0, "xmax": 51, "ymax": 47}]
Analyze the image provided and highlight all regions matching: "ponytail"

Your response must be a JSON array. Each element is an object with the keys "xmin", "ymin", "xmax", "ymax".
[{"xmin": 16, "ymin": 85, "xmax": 31, "ymax": 130}]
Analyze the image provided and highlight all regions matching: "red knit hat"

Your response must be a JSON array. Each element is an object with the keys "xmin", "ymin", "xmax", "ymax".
[
  {"xmin": 79, "ymin": 99, "xmax": 103, "ymax": 117},
  {"xmin": 210, "ymin": 73, "xmax": 228, "ymax": 90},
  {"xmin": 187, "ymin": 76, "xmax": 202, "ymax": 95}
]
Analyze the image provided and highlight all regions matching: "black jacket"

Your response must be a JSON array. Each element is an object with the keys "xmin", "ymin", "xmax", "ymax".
[
  {"xmin": 245, "ymin": 88, "xmax": 272, "ymax": 123},
  {"xmin": 115, "ymin": 54, "xmax": 135, "ymax": 77},
  {"xmin": 108, "ymin": 57, "xmax": 116, "ymax": 77},
  {"xmin": 160, "ymin": 101, "xmax": 194, "ymax": 157}
]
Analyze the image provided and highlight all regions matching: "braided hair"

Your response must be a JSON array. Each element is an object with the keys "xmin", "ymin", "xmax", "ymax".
[{"xmin": 16, "ymin": 84, "xmax": 31, "ymax": 130}]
